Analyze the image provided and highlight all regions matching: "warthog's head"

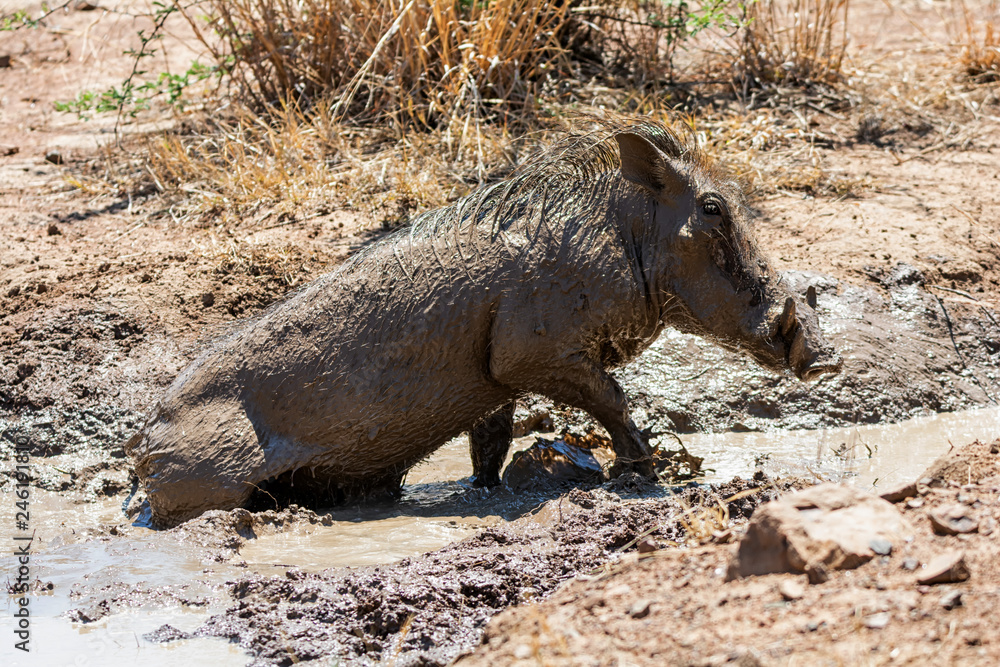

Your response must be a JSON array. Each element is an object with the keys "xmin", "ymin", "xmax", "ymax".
[{"xmin": 615, "ymin": 129, "xmax": 841, "ymax": 381}]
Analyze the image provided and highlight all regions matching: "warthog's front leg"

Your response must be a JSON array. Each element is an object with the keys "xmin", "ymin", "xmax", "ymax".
[
  {"xmin": 499, "ymin": 352, "xmax": 654, "ymax": 478},
  {"xmin": 469, "ymin": 400, "xmax": 516, "ymax": 487}
]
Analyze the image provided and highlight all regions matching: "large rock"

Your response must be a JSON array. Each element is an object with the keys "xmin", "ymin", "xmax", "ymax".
[{"xmin": 727, "ymin": 483, "xmax": 912, "ymax": 581}]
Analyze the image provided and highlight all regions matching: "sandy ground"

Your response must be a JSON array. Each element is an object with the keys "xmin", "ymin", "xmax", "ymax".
[{"xmin": 1, "ymin": 1, "xmax": 999, "ymax": 666}]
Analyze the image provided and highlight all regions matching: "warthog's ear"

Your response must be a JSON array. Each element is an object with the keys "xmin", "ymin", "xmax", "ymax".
[{"xmin": 615, "ymin": 132, "xmax": 686, "ymax": 198}]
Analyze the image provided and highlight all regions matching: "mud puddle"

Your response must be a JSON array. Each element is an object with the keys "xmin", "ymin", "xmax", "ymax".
[
  {"xmin": 4, "ymin": 407, "xmax": 999, "ymax": 665},
  {"xmin": 691, "ymin": 404, "xmax": 1000, "ymax": 489},
  {"xmin": 0, "ymin": 492, "xmax": 250, "ymax": 666}
]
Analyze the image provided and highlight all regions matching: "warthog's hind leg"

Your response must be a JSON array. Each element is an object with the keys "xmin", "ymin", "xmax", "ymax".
[{"xmin": 469, "ymin": 400, "xmax": 516, "ymax": 487}]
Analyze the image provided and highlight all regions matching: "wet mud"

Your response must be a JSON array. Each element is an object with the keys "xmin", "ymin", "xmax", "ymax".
[
  {"xmin": 126, "ymin": 477, "xmax": 788, "ymax": 666},
  {"xmin": 3, "ymin": 264, "xmax": 997, "ymax": 505}
]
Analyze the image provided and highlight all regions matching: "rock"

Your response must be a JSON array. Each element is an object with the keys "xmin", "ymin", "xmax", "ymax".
[
  {"xmin": 777, "ymin": 578, "xmax": 805, "ymax": 601},
  {"xmin": 0, "ymin": 145, "xmax": 18, "ymax": 156},
  {"xmin": 879, "ymin": 480, "xmax": 916, "ymax": 503},
  {"xmin": 628, "ymin": 599, "xmax": 652, "ymax": 619},
  {"xmin": 0, "ymin": 55, "xmax": 10, "ymax": 68},
  {"xmin": 917, "ymin": 551, "xmax": 971, "ymax": 585},
  {"xmin": 928, "ymin": 505, "xmax": 978, "ymax": 535},
  {"xmin": 869, "ymin": 538, "xmax": 892, "ymax": 556},
  {"xmin": 502, "ymin": 437, "xmax": 605, "ymax": 491},
  {"xmin": 45, "ymin": 150, "xmax": 64, "ymax": 165},
  {"xmin": 901, "ymin": 557, "xmax": 919, "ymax": 571},
  {"xmin": 47, "ymin": 223, "xmax": 61, "ymax": 236},
  {"xmin": 940, "ymin": 590, "xmax": 963, "ymax": 610},
  {"xmin": 726, "ymin": 483, "xmax": 912, "ymax": 580},
  {"xmin": 201, "ymin": 292, "xmax": 215, "ymax": 308},
  {"xmin": 636, "ymin": 538, "xmax": 657, "ymax": 554},
  {"xmin": 863, "ymin": 612, "xmax": 891, "ymax": 630}
]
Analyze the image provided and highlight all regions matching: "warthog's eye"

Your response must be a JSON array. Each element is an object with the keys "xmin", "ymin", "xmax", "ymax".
[{"xmin": 702, "ymin": 200, "xmax": 722, "ymax": 217}]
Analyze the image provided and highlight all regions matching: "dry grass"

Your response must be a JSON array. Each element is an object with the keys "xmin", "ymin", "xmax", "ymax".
[
  {"xmin": 135, "ymin": 99, "xmax": 540, "ymax": 227},
  {"xmin": 176, "ymin": 0, "xmax": 576, "ymax": 128},
  {"xmin": 953, "ymin": 0, "xmax": 1000, "ymax": 82},
  {"xmin": 735, "ymin": 0, "xmax": 849, "ymax": 90}
]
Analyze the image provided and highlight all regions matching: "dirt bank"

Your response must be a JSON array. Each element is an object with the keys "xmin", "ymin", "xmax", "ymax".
[{"xmin": 457, "ymin": 440, "xmax": 1000, "ymax": 667}]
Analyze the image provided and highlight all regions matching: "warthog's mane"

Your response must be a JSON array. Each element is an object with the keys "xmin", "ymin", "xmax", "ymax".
[{"xmin": 400, "ymin": 116, "xmax": 729, "ymax": 240}]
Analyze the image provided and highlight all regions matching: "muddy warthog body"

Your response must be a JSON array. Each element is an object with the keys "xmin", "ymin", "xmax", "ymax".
[{"xmin": 127, "ymin": 119, "xmax": 840, "ymax": 527}]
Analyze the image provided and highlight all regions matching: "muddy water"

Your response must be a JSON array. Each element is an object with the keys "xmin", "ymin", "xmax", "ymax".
[
  {"xmin": 0, "ymin": 492, "xmax": 250, "ymax": 666},
  {"xmin": 3, "ymin": 406, "xmax": 998, "ymax": 665},
  {"xmin": 691, "ymin": 405, "xmax": 1000, "ymax": 489}
]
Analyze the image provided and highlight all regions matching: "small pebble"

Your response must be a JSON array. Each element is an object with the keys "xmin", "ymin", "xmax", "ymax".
[
  {"xmin": 778, "ymin": 578, "xmax": 805, "ymax": 601},
  {"xmin": 901, "ymin": 557, "xmax": 920, "ymax": 571},
  {"xmin": 863, "ymin": 612, "xmax": 891, "ymax": 630},
  {"xmin": 869, "ymin": 538, "xmax": 892, "ymax": 556},
  {"xmin": 940, "ymin": 590, "xmax": 963, "ymax": 610},
  {"xmin": 628, "ymin": 599, "xmax": 652, "ymax": 619},
  {"xmin": 45, "ymin": 150, "xmax": 64, "ymax": 165}
]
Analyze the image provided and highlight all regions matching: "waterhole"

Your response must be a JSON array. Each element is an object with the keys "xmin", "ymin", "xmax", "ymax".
[{"xmin": 2, "ymin": 405, "xmax": 998, "ymax": 665}]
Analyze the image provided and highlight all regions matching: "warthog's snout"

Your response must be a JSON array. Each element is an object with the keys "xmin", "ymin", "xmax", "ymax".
[{"xmin": 779, "ymin": 297, "xmax": 843, "ymax": 381}]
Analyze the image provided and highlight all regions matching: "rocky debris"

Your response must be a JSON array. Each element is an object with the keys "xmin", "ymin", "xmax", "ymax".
[
  {"xmin": 144, "ymin": 624, "xmax": 193, "ymax": 643},
  {"xmin": 928, "ymin": 504, "xmax": 979, "ymax": 535},
  {"xmin": 726, "ymin": 483, "xmax": 912, "ymax": 581},
  {"xmin": 457, "ymin": 442, "xmax": 1000, "ymax": 666},
  {"xmin": 917, "ymin": 551, "xmax": 971, "ymax": 585},
  {"xmin": 188, "ymin": 478, "xmax": 783, "ymax": 666},
  {"xmin": 501, "ymin": 437, "xmax": 606, "ymax": 491},
  {"xmin": 44, "ymin": 149, "xmax": 63, "ymax": 165}
]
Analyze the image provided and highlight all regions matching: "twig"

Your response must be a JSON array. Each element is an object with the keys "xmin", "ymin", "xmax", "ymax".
[
  {"xmin": 926, "ymin": 284, "xmax": 1000, "ymax": 333},
  {"xmin": 933, "ymin": 294, "xmax": 996, "ymax": 404}
]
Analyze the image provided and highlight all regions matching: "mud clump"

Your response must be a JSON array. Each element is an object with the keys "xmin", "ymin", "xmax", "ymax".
[{"xmin": 175, "ymin": 478, "xmax": 787, "ymax": 666}]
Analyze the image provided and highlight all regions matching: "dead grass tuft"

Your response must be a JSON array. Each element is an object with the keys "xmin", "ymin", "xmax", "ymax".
[
  {"xmin": 196, "ymin": 231, "xmax": 306, "ymax": 286},
  {"xmin": 735, "ymin": 0, "xmax": 849, "ymax": 91},
  {"xmin": 953, "ymin": 0, "xmax": 1000, "ymax": 82}
]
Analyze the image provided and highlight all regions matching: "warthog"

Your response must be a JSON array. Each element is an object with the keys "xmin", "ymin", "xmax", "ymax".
[{"xmin": 127, "ymin": 118, "xmax": 841, "ymax": 527}]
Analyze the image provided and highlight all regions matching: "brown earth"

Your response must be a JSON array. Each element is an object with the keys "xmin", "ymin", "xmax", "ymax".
[
  {"xmin": 2, "ymin": 0, "xmax": 999, "ymax": 484},
  {"xmin": 1, "ymin": 2, "xmax": 1000, "ymax": 666}
]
